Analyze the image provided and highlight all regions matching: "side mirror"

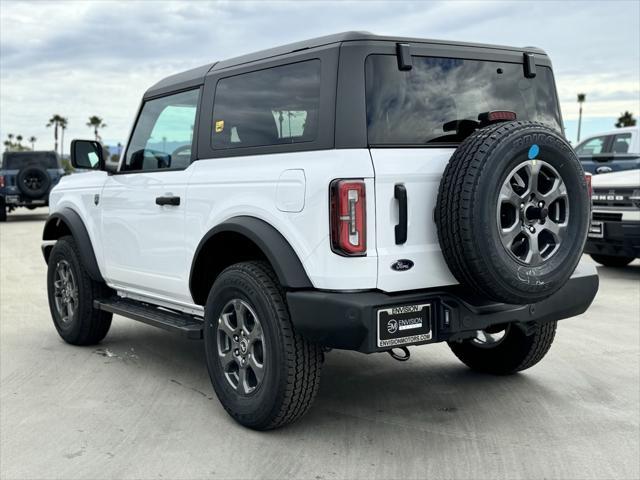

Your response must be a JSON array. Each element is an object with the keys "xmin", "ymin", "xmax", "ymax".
[{"xmin": 70, "ymin": 139, "xmax": 105, "ymax": 171}]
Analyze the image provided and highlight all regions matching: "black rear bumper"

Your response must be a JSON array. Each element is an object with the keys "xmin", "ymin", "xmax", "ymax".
[
  {"xmin": 585, "ymin": 220, "xmax": 640, "ymax": 258},
  {"xmin": 287, "ymin": 264, "xmax": 599, "ymax": 353}
]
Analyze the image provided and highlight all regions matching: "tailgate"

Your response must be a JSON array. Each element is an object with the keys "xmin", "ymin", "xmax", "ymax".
[{"xmin": 370, "ymin": 148, "xmax": 457, "ymax": 292}]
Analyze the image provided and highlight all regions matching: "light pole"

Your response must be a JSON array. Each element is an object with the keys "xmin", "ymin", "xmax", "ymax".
[{"xmin": 577, "ymin": 93, "xmax": 586, "ymax": 142}]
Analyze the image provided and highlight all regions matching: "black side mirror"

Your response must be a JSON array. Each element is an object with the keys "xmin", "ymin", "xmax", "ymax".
[{"xmin": 70, "ymin": 139, "xmax": 105, "ymax": 171}]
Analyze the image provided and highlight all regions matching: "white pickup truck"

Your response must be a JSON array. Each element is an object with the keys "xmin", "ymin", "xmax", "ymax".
[{"xmin": 586, "ymin": 169, "xmax": 640, "ymax": 266}]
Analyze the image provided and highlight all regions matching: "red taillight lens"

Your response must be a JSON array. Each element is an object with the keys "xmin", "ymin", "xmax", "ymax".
[
  {"xmin": 585, "ymin": 174, "xmax": 592, "ymax": 197},
  {"xmin": 0, "ymin": 175, "xmax": 4, "ymax": 188},
  {"xmin": 330, "ymin": 179, "xmax": 366, "ymax": 256}
]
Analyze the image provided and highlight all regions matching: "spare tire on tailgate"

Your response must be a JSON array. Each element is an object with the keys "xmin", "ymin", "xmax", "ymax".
[
  {"xmin": 435, "ymin": 121, "xmax": 590, "ymax": 304},
  {"xmin": 17, "ymin": 164, "xmax": 51, "ymax": 199}
]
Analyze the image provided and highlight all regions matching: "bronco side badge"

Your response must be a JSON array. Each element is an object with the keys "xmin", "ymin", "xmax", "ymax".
[{"xmin": 391, "ymin": 259, "xmax": 414, "ymax": 271}]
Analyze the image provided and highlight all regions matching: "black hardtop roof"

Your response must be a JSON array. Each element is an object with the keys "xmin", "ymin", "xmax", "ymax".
[{"xmin": 144, "ymin": 31, "xmax": 547, "ymax": 99}]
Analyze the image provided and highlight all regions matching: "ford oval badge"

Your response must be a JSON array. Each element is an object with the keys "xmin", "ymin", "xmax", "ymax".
[{"xmin": 391, "ymin": 259, "xmax": 414, "ymax": 271}]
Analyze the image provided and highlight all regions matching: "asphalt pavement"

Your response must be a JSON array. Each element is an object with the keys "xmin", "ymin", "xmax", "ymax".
[{"xmin": 1, "ymin": 209, "xmax": 639, "ymax": 480}]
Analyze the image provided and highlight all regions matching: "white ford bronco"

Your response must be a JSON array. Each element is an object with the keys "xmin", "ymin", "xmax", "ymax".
[{"xmin": 42, "ymin": 32, "xmax": 599, "ymax": 430}]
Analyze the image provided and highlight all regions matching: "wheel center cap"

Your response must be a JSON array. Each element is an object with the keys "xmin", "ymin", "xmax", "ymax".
[
  {"xmin": 239, "ymin": 339, "xmax": 248, "ymax": 354},
  {"xmin": 525, "ymin": 205, "xmax": 548, "ymax": 222}
]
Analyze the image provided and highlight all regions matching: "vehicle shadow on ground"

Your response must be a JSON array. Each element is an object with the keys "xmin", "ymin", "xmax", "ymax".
[
  {"xmin": 594, "ymin": 262, "xmax": 640, "ymax": 281},
  {"xmin": 98, "ymin": 321, "xmax": 559, "ymax": 436},
  {"xmin": 3, "ymin": 212, "xmax": 49, "ymax": 223}
]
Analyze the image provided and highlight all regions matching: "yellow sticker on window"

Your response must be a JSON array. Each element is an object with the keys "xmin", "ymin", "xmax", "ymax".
[{"xmin": 215, "ymin": 120, "xmax": 224, "ymax": 133}]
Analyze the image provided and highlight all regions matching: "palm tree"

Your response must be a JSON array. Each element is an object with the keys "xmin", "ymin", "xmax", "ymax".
[
  {"xmin": 577, "ymin": 93, "xmax": 586, "ymax": 142},
  {"xmin": 3, "ymin": 140, "xmax": 11, "ymax": 152},
  {"xmin": 615, "ymin": 111, "xmax": 637, "ymax": 128},
  {"xmin": 86, "ymin": 116, "xmax": 107, "ymax": 141},
  {"xmin": 47, "ymin": 114, "xmax": 65, "ymax": 153},
  {"xmin": 59, "ymin": 117, "xmax": 68, "ymax": 156},
  {"xmin": 29, "ymin": 136, "xmax": 37, "ymax": 150},
  {"xmin": 15, "ymin": 135, "xmax": 23, "ymax": 148}
]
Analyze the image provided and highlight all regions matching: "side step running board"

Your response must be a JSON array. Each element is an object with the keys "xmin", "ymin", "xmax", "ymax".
[{"xmin": 94, "ymin": 298, "xmax": 203, "ymax": 339}]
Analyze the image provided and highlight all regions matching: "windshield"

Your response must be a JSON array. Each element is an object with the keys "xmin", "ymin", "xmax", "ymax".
[
  {"xmin": 2, "ymin": 152, "xmax": 59, "ymax": 169},
  {"xmin": 365, "ymin": 55, "xmax": 562, "ymax": 145}
]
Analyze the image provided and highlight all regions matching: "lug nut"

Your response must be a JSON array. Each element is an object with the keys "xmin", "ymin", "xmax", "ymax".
[
  {"xmin": 233, "ymin": 335, "xmax": 239, "ymax": 341},
  {"xmin": 529, "ymin": 226, "xmax": 536, "ymax": 233},
  {"xmin": 234, "ymin": 349, "xmax": 239, "ymax": 356},
  {"xmin": 538, "ymin": 201, "xmax": 544, "ymax": 207}
]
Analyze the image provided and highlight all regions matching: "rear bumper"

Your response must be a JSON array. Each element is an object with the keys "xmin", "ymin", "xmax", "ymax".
[
  {"xmin": 287, "ymin": 263, "xmax": 599, "ymax": 353},
  {"xmin": 1, "ymin": 193, "xmax": 48, "ymax": 207},
  {"xmin": 585, "ymin": 220, "xmax": 640, "ymax": 258}
]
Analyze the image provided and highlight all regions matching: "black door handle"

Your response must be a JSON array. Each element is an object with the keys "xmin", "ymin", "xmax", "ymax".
[
  {"xmin": 394, "ymin": 184, "xmax": 407, "ymax": 245},
  {"xmin": 155, "ymin": 195, "xmax": 180, "ymax": 206}
]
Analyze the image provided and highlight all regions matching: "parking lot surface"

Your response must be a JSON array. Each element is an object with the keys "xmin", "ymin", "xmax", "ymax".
[{"xmin": 1, "ymin": 209, "xmax": 639, "ymax": 480}]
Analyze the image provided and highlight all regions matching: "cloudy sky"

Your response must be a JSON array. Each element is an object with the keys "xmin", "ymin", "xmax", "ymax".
[{"xmin": 1, "ymin": 0, "xmax": 639, "ymax": 152}]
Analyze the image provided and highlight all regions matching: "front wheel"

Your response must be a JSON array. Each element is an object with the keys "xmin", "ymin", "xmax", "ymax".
[
  {"xmin": 47, "ymin": 236, "xmax": 113, "ymax": 345},
  {"xmin": 204, "ymin": 261, "xmax": 323, "ymax": 430},
  {"xmin": 590, "ymin": 254, "xmax": 634, "ymax": 267},
  {"xmin": 448, "ymin": 322, "xmax": 557, "ymax": 375}
]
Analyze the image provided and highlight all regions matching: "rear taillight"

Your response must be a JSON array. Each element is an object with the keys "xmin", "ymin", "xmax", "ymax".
[
  {"xmin": 330, "ymin": 179, "xmax": 366, "ymax": 256},
  {"xmin": 585, "ymin": 174, "xmax": 592, "ymax": 198},
  {"xmin": 0, "ymin": 175, "xmax": 4, "ymax": 188}
]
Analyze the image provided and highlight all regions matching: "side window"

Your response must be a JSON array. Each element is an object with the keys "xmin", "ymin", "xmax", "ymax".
[
  {"xmin": 611, "ymin": 133, "xmax": 631, "ymax": 154},
  {"xmin": 212, "ymin": 60, "xmax": 321, "ymax": 149},
  {"xmin": 575, "ymin": 136, "xmax": 608, "ymax": 156},
  {"xmin": 123, "ymin": 89, "xmax": 199, "ymax": 172}
]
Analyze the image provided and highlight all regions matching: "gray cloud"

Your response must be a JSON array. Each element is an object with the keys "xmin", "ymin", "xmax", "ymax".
[{"xmin": 1, "ymin": 0, "xmax": 638, "ymax": 150}]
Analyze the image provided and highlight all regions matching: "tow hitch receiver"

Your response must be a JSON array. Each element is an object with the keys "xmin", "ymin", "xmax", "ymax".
[{"xmin": 388, "ymin": 346, "xmax": 411, "ymax": 361}]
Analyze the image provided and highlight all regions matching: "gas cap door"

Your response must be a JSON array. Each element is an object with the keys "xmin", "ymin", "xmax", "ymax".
[{"xmin": 276, "ymin": 169, "xmax": 306, "ymax": 212}]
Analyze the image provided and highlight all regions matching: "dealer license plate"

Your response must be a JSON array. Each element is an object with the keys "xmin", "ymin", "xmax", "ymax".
[{"xmin": 377, "ymin": 303, "xmax": 432, "ymax": 348}]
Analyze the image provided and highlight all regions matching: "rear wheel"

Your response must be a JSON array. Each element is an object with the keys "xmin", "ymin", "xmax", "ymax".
[
  {"xmin": 204, "ymin": 261, "xmax": 323, "ymax": 430},
  {"xmin": 448, "ymin": 321, "xmax": 557, "ymax": 375},
  {"xmin": 590, "ymin": 254, "xmax": 634, "ymax": 267},
  {"xmin": 46, "ymin": 236, "xmax": 112, "ymax": 345}
]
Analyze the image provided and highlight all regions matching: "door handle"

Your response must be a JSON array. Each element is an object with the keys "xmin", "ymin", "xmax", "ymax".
[
  {"xmin": 394, "ymin": 184, "xmax": 407, "ymax": 245},
  {"xmin": 155, "ymin": 195, "xmax": 180, "ymax": 206}
]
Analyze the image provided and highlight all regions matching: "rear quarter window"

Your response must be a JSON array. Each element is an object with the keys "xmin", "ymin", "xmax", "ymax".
[{"xmin": 211, "ymin": 60, "xmax": 321, "ymax": 150}]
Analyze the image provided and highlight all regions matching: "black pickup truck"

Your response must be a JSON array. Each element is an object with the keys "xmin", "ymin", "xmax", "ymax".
[{"xmin": 0, "ymin": 151, "xmax": 65, "ymax": 221}]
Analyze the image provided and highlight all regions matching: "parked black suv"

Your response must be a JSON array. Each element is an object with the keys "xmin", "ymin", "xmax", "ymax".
[{"xmin": 0, "ymin": 151, "xmax": 65, "ymax": 221}]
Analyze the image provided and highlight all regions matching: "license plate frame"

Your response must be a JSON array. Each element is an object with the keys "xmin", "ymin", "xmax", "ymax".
[
  {"xmin": 588, "ymin": 221, "xmax": 604, "ymax": 238},
  {"xmin": 377, "ymin": 303, "xmax": 432, "ymax": 348}
]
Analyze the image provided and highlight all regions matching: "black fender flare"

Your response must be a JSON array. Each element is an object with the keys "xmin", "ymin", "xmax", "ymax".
[
  {"xmin": 42, "ymin": 208, "xmax": 104, "ymax": 282},
  {"xmin": 189, "ymin": 216, "xmax": 313, "ymax": 300}
]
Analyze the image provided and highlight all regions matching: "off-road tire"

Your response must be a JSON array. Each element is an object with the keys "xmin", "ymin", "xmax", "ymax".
[
  {"xmin": 448, "ymin": 321, "xmax": 557, "ymax": 375},
  {"xmin": 17, "ymin": 164, "xmax": 51, "ymax": 199},
  {"xmin": 590, "ymin": 254, "xmax": 634, "ymax": 268},
  {"xmin": 47, "ymin": 235, "xmax": 112, "ymax": 345},
  {"xmin": 436, "ymin": 121, "xmax": 590, "ymax": 304},
  {"xmin": 0, "ymin": 197, "xmax": 6, "ymax": 222},
  {"xmin": 204, "ymin": 261, "xmax": 323, "ymax": 430}
]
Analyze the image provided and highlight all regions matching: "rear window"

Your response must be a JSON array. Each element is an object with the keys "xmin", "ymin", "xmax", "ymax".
[
  {"xmin": 212, "ymin": 60, "xmax": 321, "ymax": 149},
  {"xmin": 365, "ymin": 55, "xmax": 562, "ymax": 145},
  {"xmin": 611, "ymin": 133, "xmax": 631, "ymax": 154},
  {"xmin": 2, "ymin": 152, "xmax": 58, "ymax": 169}
]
